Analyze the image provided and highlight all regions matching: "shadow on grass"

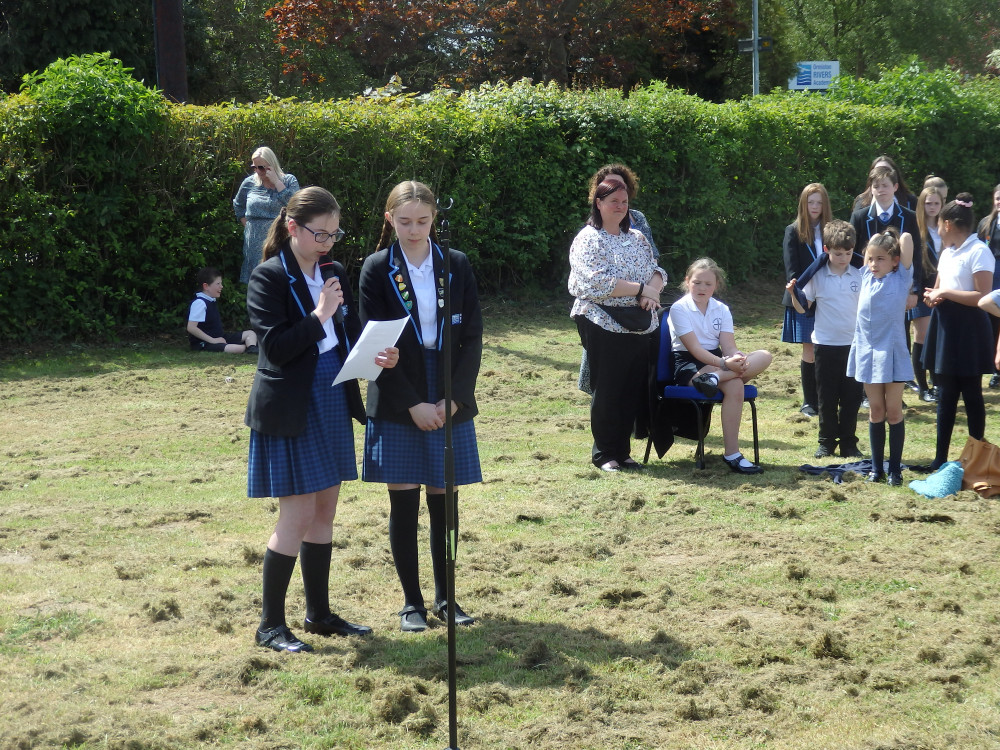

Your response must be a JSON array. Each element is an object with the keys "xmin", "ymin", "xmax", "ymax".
[{"xmin": 351, "ymin": 617, "xmax": 690, "ymax": 689}]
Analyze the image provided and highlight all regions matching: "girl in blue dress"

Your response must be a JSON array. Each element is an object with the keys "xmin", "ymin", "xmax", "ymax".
[{"xmin": 847, "ymin": 228, "xmax": 914, "ymax": 485}]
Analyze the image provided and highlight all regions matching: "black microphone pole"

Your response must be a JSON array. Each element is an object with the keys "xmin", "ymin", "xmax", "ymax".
[{"xmin": 437, "ymin": 196, "xmax": 459, "ymax": 750}]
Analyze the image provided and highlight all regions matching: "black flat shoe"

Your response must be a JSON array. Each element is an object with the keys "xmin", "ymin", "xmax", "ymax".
[
  {"xmin": 887, "ymin": 471, "xmax": 904, "ymax": 487},
  {"xmin": 399, "ymin": 605, "xmax": 428, "ymax": 633},
  {"xmin": 598, "ymin": 460, "xmax": 621, "ymax": 472},
  {"xmin": 620, "ymin": 458, "xmax": 643, "ymax": 471},
  {"xmin": 255, "ymin": 624, "xmax": 313, "ymax": 653},
  {"xmin": 721, "ymin": 454, "xmax": 763, "ymax": 474},
  {"xmin": 866, "ymin": 471, "xmax": 885, "ymax": 483},
  {"xmin": 304, "ymin": 612, "xmax": 372, "ymax": 637},
  {"xmin": 691, "ymin": 373, "xmax": 719, "ymax": 398},
  {"xmin": 814, "ymin": 445, "xmax": 834, "ymax": 458},
  {"xmin": 433, "ymin": 600, "xmax": 476, "ymax": 627},
  {"xmin": 799, "ymin": 404, "xmax": 818, "ymax": 417}
]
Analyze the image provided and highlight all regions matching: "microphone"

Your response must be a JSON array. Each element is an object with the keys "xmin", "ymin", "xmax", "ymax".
[{"xmin": 318, "ymin": 254, "xmax": 344, "ymax": 324}]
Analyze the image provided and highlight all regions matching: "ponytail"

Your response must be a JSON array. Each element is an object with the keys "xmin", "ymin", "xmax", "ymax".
[{"xmin": 940, "ymin": 192, "xmax": 976, "ymax": 233}]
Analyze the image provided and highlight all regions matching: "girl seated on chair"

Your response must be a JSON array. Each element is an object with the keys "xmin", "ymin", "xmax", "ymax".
[{"xmin": 667, "ymin": 258, "xmax": 773, "ymax": 474}]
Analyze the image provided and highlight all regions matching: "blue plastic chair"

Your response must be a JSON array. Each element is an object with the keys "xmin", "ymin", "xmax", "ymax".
[{"xmin": 643, "ymin": 309, "xmax": 759, "ymax": 469}]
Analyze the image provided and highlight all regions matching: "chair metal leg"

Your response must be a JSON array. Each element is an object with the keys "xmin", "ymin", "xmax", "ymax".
[
  {"xmin": 749, "ymin": 399, "xmax": 759, "ymax": 465},
  {"xmin": 692, "ymin": 400, "xmax": 707, "ymax": 469}
]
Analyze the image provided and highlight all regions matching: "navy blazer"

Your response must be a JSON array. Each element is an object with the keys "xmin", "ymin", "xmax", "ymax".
[
  {"xmin": 244, "ymin": 243, "xmax": 365, "ymax": 437},
  {"xmin": 850, "ymin": 201, "xmax": 924, "ymax": 294},
  {"xmin": 359, "ymin": 241, "xmax": 482, "ymax": 425},
  {"xmin": 781, "ymin": 222, "xmax": 822, "ymax": 307}
]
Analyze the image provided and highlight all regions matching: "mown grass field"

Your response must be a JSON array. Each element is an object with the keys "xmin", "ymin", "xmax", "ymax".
[{"xmin": 2, "ymin": 278, "xmax": 1000, "ymax": 749}]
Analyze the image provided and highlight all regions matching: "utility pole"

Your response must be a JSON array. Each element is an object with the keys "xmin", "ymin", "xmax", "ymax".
[{"xmin": 752, "ymin": 0, "xmax": 760, "ymax": 96}]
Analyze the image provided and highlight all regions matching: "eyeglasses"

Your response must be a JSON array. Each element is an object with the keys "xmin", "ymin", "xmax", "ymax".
[{"xmin": 299, "ymin": 224, "xmax": 345, "ymax": 244}]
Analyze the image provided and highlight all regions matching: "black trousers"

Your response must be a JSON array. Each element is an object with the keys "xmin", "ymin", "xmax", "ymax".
[
  {"xmin": 576, "ymin": 316, "xmax": 651, "ymax": 466},
  {"xmin": 814, "ymin": 344, "xmax": 864, "ymax": 452}
]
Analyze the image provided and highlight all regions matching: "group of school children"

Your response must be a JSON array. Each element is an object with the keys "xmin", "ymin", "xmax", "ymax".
[{"xmin": 783, "ymin": 157, "xmax": 1000, "ymax": 487}]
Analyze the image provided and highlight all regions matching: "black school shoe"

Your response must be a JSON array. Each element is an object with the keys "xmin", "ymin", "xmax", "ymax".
[
  {"xmin": 721, "ymin": 453, "xmax": 763, "ymax": 475},
  {"xmin": 432, "ymin": 600, "xmax": 476, "ymax": 627},
  {"xmin": 691, "ymin": 373, "xmax": 719, "ymax": 398},
  {"xmin": 887, "ymin": 471, "xmax": 904, "ymax": 487},
  {"xmin": 866, "ymin": 471, "xmax": 885, "ymax": 483},
  {"xmin": 304, "ymin": 612, "xmax": 372, "ymax": 637},
  {"xmin": 255, "ymin": 624, "xmax": 314, "ymax": 653},
  {"xmin": 399, "ymin": 605, "xmax": 428, "ymax": 632}
]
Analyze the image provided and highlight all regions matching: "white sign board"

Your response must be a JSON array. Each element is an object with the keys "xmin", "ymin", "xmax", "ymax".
[{"xmin": 788, "ymin": 61, "xmax": 839, "ymax": 90}]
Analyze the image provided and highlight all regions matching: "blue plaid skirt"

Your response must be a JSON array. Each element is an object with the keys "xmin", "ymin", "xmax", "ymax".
[
  {"xmin": 363, "ymin": 350, "xmax": 482, "ymax": 487},
  {"xmin": 781, "ymin": 306, "xmax": 815, "ymax": 344},
  {"xmin": 247, "ymin": 348, "xmax": 358, "ymax": 498}
]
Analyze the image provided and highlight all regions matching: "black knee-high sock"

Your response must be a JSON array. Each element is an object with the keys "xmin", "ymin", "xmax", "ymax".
[
  {"xmin": 261, "ymin": 548, "xmax": 297, "ymax": 630},
  {"xmin": 389, "ymin": 488, "xmax": 424, "ymax": 610},
  {"xmin": 911, "ymin": 343, "xmax": 927, "ymax": 392},
  {"xmin": 869, "ymin": 420, "xmax": 886, "ymax": 475},
  {"xmin": 888, "ymin": 421, "xmax": 905, "ymax": 474},
  {"xmin": 934, "ymin": 375, "xmax": 960, "ymax": 469},
  {"xmin": 801, "ymin": 360, "xmax": 818, "ymax": 410},
  {"xmin": 299, "ymin": 541, "xmax": 332, "ymax": 621},
  {"xmin": 427, "ymin": 491, "xmax": 458, "ymax": 604}
]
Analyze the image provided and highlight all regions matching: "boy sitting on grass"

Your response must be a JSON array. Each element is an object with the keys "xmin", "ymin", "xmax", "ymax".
[
  {"xmin": 187, "ymin": 267, "xmax": 258, "ymax": 354},
  {"xmin": 786, "ymin": 220, "xmax": 864, "ymax": 459}
]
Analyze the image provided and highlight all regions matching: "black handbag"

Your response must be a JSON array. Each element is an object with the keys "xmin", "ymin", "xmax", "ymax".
[{"xmin": 597, "ymin": 303, "xmax": 652, "ymax": 331}]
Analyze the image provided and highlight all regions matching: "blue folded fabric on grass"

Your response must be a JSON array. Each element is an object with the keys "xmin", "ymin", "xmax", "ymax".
[{"xmin": 908, "ymin": 461, "xmax": 963, "ymax": 499}]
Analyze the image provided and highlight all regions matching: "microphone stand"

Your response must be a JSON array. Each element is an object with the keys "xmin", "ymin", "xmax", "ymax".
[{"xmin": 437, "ymin": 197, "xmax": 460, "ymax": 750}]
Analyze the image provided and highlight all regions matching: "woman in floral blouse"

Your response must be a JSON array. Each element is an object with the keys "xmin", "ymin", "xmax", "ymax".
[{"xmin": 568, "ymin": 178, "xmax": 667, "ymax": 472}]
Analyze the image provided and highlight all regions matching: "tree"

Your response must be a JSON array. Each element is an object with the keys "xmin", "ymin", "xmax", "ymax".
[
  {"xmin": 0, "ymin": 0, "xmax": 154, "ymax": 92},
  {"xmin": 781, "ymin": 0, "xmax": 1000, "ymax": 78},
  {"xmin": 266, "ymin": 0, "xmax": 744, "ymax": 93}
]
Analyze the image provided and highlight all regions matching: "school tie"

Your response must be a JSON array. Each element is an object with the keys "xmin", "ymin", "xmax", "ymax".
[{"xmin": 879, "ymin": 211, "xmax": 890, "ymax": 224}]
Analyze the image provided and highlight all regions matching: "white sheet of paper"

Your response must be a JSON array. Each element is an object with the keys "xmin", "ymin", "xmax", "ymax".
[{"xmin": 332, "ymin": 317, "xmax": 409, "ymax": 385}]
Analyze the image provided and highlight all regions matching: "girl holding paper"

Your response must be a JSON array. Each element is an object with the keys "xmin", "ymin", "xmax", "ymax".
[
  {"xmin": 358, "ymin": 180, "xmax": 484, "ymax": 634},
  {"xmin": 245, "ymin": 186, "xmax": 398, "ymax": 653}
]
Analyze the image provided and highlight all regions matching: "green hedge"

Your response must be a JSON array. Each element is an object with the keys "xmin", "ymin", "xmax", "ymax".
[{"xmin": 2, "ymin": 55, "xmax": 1000, "ymax": 342}]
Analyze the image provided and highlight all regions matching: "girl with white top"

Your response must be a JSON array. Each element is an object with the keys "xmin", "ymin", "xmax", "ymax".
[
  {"xmin": 668, "ymin": 258, "xmax": 772, "ymax": 474},
  {"xmin": 923, "ymin": 193, "xmax": 996, "ymax": 470}
]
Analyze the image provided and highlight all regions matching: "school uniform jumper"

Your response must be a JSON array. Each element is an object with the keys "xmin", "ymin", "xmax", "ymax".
[
  {"xmin": 359, "ymin": 240, "xmax": 483, "ymax": 487},
  {"xmin": 244, "ymin": 244, "xmax": 365, "ymax": 497}
]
